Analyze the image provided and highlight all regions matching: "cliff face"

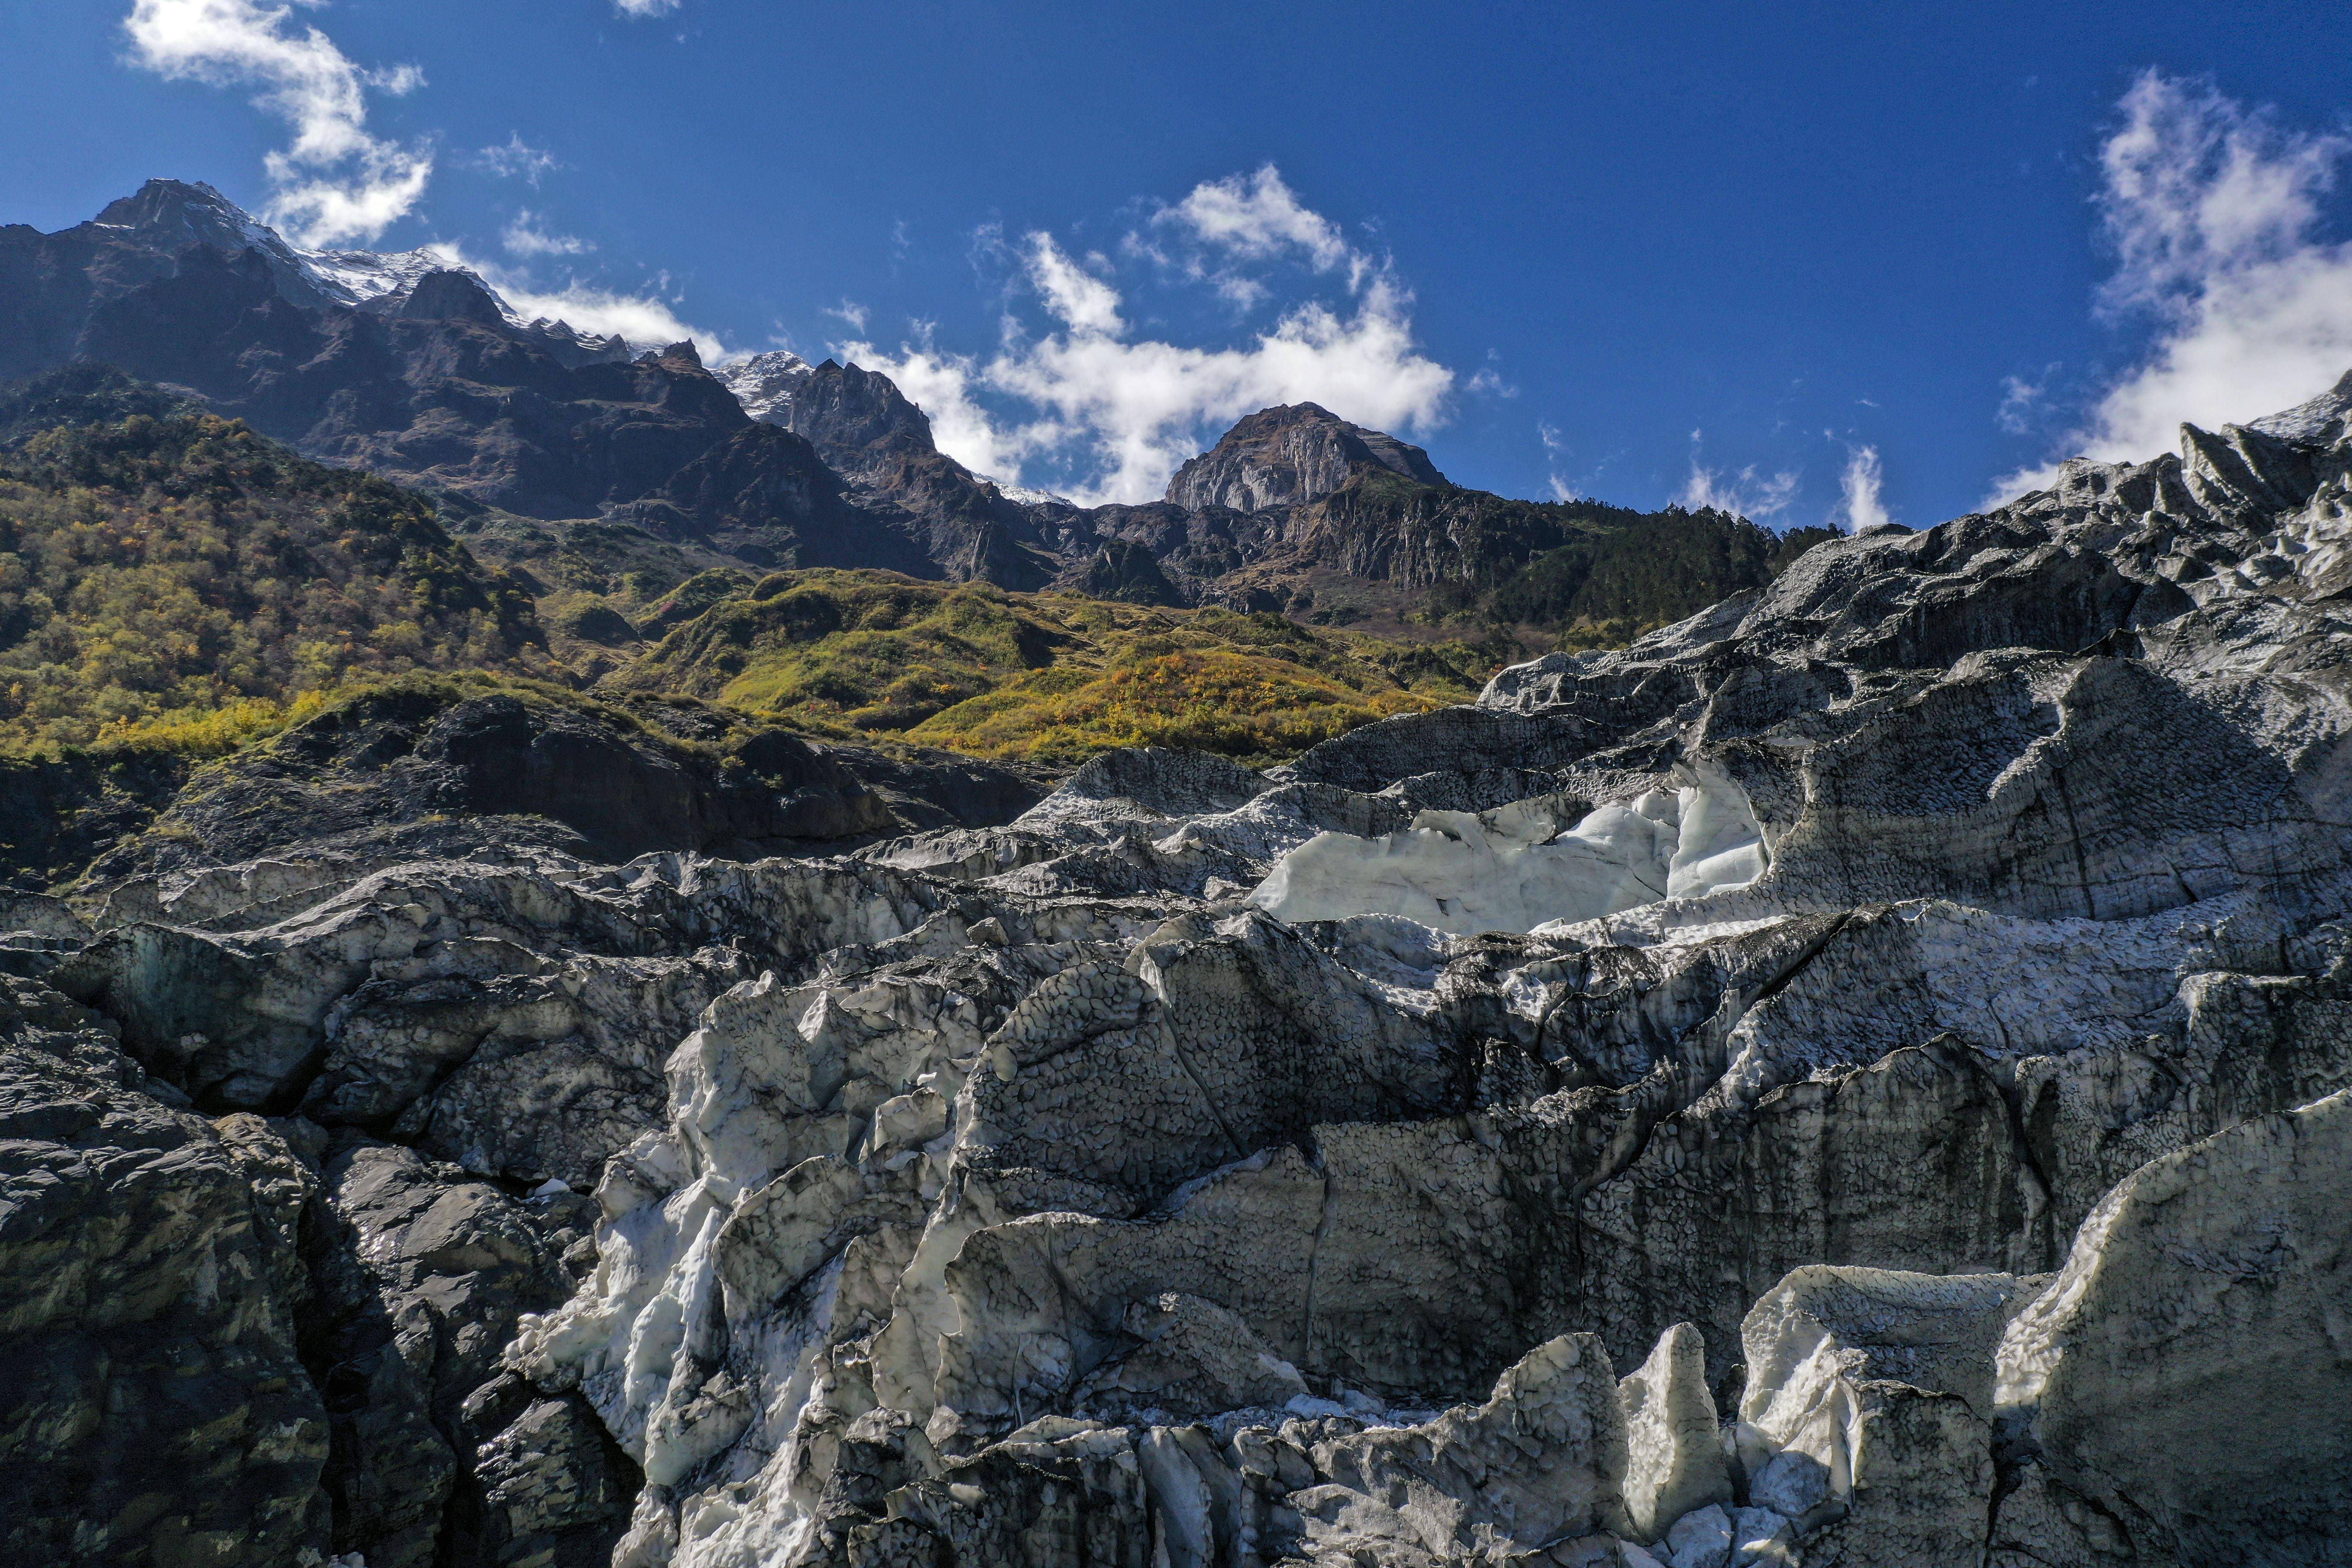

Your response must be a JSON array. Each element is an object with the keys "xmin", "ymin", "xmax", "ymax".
[
  {"xmin": 6, "ymin": 371, "xmax": 2352, "ymax": 1566},
  {"xmin": 719, "ymin": 352, "xmax": 1059, "ymax": 588}
]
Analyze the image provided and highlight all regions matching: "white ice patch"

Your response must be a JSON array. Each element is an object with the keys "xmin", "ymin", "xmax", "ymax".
[{"xmin": 1246, "ymin": 770, "xmax": 1768, "ymax": 934}]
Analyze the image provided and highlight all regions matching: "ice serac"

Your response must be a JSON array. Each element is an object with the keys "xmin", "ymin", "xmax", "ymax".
[
  {"xmin": 12, "ymin": 373, "xmax": 2352, "ymax": 1566},
  {"xmin": 1994, "ymin": 1087, "xmax": 2352, "ymax": 1566},
  {"xmin": 1617, "ymin": 1323, "xmax": 1731, "ymax": 1540}
]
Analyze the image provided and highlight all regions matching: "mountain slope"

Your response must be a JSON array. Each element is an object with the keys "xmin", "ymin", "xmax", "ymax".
[
  {"xmin": 0, "ymin": 368, "xmax": 546, "ymax": 748},
  {"xmin": 602, "ymin": 567, "xmax": 1497, "ymax": 764}
]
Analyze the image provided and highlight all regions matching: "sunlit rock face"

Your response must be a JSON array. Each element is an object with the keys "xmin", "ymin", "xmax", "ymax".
[{"xmin": 12, "ymin": 375, "xmax": 2352, "ymax": 1566}]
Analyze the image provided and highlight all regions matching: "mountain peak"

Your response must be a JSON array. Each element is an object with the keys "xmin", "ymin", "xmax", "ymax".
[
  {"xmin": 717, "ymin": 354, "xmax": 939, "ymax": 469},
  {"xmin": 398, "ymin": 269, "xmax": 507, "ymax": 326},
  {"xmin": 1165, "ymin": 402, "xmax": 1446, "ymax": 512},
  {"xmin": 87, "ymin": 178, "xmax": 349, "ymax": 313},
  {"xmin": 714, "ymin": 349, "xmax": 815, "ymax": 423}
]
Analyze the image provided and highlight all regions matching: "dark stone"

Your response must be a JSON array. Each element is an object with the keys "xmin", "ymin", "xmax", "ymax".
[{"xmin": 0, "ymin": 980, "xmax": 331, "ymax": 1565}]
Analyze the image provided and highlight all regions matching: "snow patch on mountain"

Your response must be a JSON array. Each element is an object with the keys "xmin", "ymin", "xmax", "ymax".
[{"xmin": 714, "ymin": 350, "xmax": 815, "ymax": 422}]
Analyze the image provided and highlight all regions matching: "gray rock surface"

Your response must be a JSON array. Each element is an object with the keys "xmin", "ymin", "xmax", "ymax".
[
  {"xmin": 15, "ymin": 374, "xmax": 2352, "ymax": 1565},
  {"xmin": 1161, "ymin": 402, "xmax": 1446, "ymax": 514},
  {"xmin": 0, "ymin": 977, "xmax": 329, "ymax": 1565}
]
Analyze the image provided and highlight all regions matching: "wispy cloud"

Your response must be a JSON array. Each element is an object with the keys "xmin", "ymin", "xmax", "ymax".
[
  {"xmin": 1675, "ymin": 430, "xmax": 1799, "ymax": 519},
  {"xmin": 1024, "ymin": 236, "xmax": 1126, "ymax": 336},
  {"xmin": 426, "ymin": 241, "xmax": 729, "ymax": 359},
  {"xmin": 823, "ymin": 299, "xmax": 871, "ymax": 332},
  {"xmin": 1538, "ymin": 420, "xmax": 1576, "ymax": 501},
  {"xmin": 1828, "ymin": 445, "xmax": 1891, "ymax": 533},
  {"xmin": 1996, "ymin": 366, "xmax": 2060, "ymax": 435},
  {"xmin": 501, "ymin": 210, "xmax": 591, "ymax": 257},
  {"xmin": 1134, "ymin": 164, "xmax": 1378, "ymax": 311},
  {"xmin": 1155, "ymin": 164, "xmax": 1362, "ymax": 277},
  {"xmin": 612, "ymin": 0, "xmax": 681, "ymax": 16},
  {"xmin": 473, "ymin": 133, "xmax": 560, "ymax": 187},
  {"xmin": 844, "ymin": 168, "xmax": 1455, "ymax": 503},
  {"xmin": 122, "ymin": 0, "xmax": 432, "ymax": 246},
  {"xmin": 1991, "ymin": 71, "xmax": 2352, "ymax": 501}
]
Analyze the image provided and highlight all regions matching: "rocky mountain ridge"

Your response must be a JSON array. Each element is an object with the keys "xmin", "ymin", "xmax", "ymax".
[
  {"xmin": 4, "ymin": 361, "xmax": 2351, "ymax": 1567},
  {"xmin": 3, "ymin": 181, "xmax": 1832, "ymax": 649}
]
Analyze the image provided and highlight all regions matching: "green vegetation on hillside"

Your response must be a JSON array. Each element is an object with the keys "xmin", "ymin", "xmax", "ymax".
[
  {"xmin": 0, "ymin": 371, "xmax": 1848, "ymax": 784},
  {"xmin": 1483, "ymin": 508, "xmax": 1839, "ymax": 631},
  {"xmin": 0, "ymin": 398, "xmax": 545, "ymax": 750},
  {"xmin": 608, "ymin": 570, "xmax": 1498, "ymax": 765}
]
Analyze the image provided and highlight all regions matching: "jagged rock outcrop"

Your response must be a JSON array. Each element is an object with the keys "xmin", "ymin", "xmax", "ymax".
[
  {"xmin": 11, "ymin": 372, "xmax": 2352, "ymax": 1565},
  {"xmin": 717, "ymin": 350, "xmax": 1057, "ymax": 588}
]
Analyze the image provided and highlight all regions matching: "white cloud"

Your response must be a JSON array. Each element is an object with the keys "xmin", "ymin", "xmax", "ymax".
[
  {"xmin": 842, "ymin": 175, "xmax": 1456, "ymax": 504},
  {"xmin": 1997, "ymin": 368, "xmax": 2056, "ymax": 435},
  {"xmin": 1025, "ymin": 237, "xmax": 1127, "ymax": 336},
  {"xmin": 123, "ymin": 0, "xmax": 432, "ymax": 246},
  {"xmin": 613, "ymin": 0, "xmax": 681, "ymax": 15},
  {"xmin": 475, "ymin": 133, "xmax": 560, "ymax": 186},
  {"xmin": 1142, "ymin": 164, "xmax": 1377, "ymax": 310},
  {"xmin": 502, "ymin": 211, "xmax": 591, "ymax": 257},
  {"xmin": 1676, "ymin": 432, "xmax": 1799, "ymax": 519},
  {"xmin": 427, "ymin": 242, "xmax": 731, "ymax": 360},
  {"xmin": 1158, "ymin": 164, "xmax": 1359, "ymax": 276},
  {"xmin": 824, "ymin": 299, "xmax": 870, "ymax": 332},
  {"xmin": 1991, "ymin": 71, "xmax": 2352, "ymax": 501},
  {"xmin": 1829, "ymin": 445, "xmax": 1891, "ymax": 533}
]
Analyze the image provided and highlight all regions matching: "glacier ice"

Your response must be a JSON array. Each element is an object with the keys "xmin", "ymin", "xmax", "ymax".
[{"xmin": 1246, "ymin": 768, "xmax": 1768, "ymax": 934}]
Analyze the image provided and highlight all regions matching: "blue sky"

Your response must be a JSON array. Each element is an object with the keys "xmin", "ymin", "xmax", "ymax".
[{"xmin": 6, "ymin": 3, "xmax": 2352, "ymax": 520}]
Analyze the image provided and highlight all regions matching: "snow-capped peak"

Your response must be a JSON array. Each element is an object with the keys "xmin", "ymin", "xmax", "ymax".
[
  {"xmin": 88, "ymin": 180, "xmax": 633, "ymax": 361},
  {"xmin": 715, "ymin": 350, "xmax": 815, "ymax": 422}
]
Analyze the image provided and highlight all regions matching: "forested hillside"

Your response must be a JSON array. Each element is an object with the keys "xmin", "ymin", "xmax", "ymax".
[{"xmin": 0, "ymin": 370, "xmax": 545, "ymax": 749}]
